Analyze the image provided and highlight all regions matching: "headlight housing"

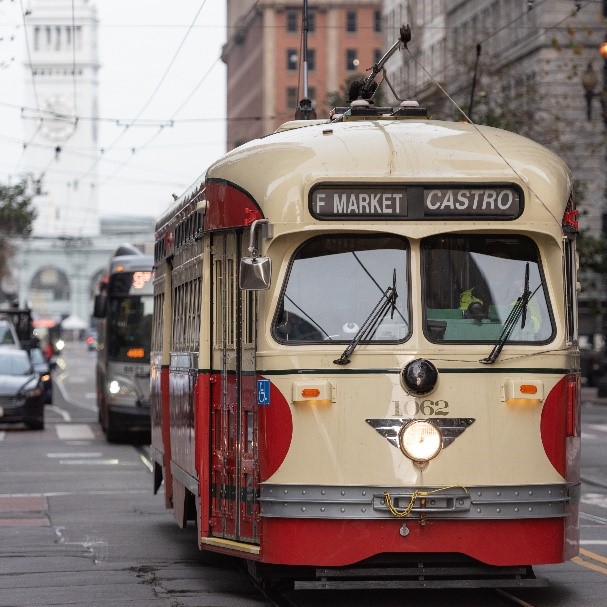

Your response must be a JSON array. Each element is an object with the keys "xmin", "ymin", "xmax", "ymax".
[
  {"xmin": 399, "ymin": 420, "xmax": 442, "ymax": 463},
  {"xmin": 107, "ymin": 380, "xmax": 138, "ymax": 399},
  {"xmin": 21, "ymin": 378, "xmax": 44, "ymax": 398}
]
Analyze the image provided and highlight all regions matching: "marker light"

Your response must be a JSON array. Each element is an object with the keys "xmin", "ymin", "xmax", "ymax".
[
  {"xmin": 399, "ymin": 420, "xmax": 442, "ymax": 463},
  {"xmin": 292, "ymin": 380, "xmax": 333, "ymax": 404},
  {"xmin": 503, "ymin": 379, "xmax": 543, "ymax": 407}
]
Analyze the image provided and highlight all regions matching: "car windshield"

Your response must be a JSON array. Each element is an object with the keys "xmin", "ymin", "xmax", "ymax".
[
  {"xmin": 422, "ymin": 235, "xmax": 554, "ymax": 343},
  {"xmin": 0, "ymin": 353, "xmax": 32, "ymax": 376},
  {"xmin": 29, "ymin": 348, "xmax": 46, "ymax": 365},
  {"xmin": 273, "ymin": 235, "xmax": 410, "ymax": 344}
]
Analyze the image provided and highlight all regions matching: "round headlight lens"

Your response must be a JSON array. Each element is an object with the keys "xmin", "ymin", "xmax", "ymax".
[{"xmin": 399, "ymin": 420, "xmax": 442, "ymax": 463}]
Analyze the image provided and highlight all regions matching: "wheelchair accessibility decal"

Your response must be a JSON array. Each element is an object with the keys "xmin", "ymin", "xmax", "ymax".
[{"xmin": 257, "ymin": 379, "xmax": 271, "ymax": 406}]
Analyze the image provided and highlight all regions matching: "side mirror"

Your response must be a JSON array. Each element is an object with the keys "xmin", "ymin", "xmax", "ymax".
[
  {"xmin": 93, "ymin": 294, "xmax": 107, "ymax": 318},
  {"xmin": 240, "ymin": 257, "xmax": 272, "ymax": 290},
  {"xmin": 240, "ymin": 218, "xmax": 273, "ymax": 290}
]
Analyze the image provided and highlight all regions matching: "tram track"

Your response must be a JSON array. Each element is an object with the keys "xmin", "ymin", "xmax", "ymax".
[{"xmin": 261, "ymin": 586, "xmax": 539, "ymax": 607}]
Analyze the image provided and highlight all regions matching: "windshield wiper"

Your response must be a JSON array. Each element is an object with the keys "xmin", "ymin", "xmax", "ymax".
[
  {"xmin": 283, "ymin": 294, "xmax": 331, "ymax": 339},
  {"xmin": 334, "ymin": 270, "xmax": 398, "ymax": 365},
  {"xmin": 480, "ymin": 263, "xmax": 537, "ymax": 364}
]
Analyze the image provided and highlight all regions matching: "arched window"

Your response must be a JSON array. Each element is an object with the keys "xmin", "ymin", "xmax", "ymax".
[{"xmin": 30, "ymin": 267, "xmax": 70, "ymax": 303}]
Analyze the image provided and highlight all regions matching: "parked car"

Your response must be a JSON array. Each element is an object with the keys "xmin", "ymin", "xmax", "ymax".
[
  {"xmin": 29, "ymin": 347, "xmax": 54, "ymax": 404},
  {"xmin": 0, "ymin": 349, "xmax": 45, "ymax": 429},
  {"xmin": 0, "ymin": 319, "xmax": 20, "ymax": 349}
]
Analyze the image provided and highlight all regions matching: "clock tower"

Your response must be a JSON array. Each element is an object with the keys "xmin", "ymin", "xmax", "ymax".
[{"xmin": 22, "ymin": 0, "xmax": 100, "ymax": 237}]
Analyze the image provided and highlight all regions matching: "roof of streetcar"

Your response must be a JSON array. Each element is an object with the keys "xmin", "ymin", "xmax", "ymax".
[{"xmin": 156, "ymin": 116, "xmax": 572, "ymax": 233}]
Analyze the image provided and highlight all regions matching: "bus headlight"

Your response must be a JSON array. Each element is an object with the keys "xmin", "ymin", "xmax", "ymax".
[
  {"xmin": 108, "ymin": 380, "xmax": 137, "ymax": 399},
  {"xmin": 399, "ymin": 420, "xmax": 442, "ymax": 463}
]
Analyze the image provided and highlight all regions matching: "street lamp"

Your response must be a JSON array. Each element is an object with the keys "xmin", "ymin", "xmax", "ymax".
[{"xmin": 581, "ymin": 34, "xmax": 607, "ymax": 124}]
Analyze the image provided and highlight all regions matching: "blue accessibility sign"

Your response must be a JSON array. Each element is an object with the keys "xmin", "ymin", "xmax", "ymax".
[{"xmin": 257, "ymin": 379, "xmax": 271, "ymax": 406}]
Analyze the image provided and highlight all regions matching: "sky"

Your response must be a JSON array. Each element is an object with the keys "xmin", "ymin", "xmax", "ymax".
[{"xmin": 0, "ymin": 0, "xmax": 227, "ymax": 220}]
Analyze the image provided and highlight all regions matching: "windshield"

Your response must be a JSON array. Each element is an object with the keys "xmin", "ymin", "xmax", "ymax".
[
  {"xmin": 273, "ymin": 235, "xmax": 410, "ymax": 344},
  {"xmin": 107, "ymin": 295, "xmax": 153, "ymax": 362},
  {"xmin": 422, "ymin": 235, "xmax": 553, "ymax": 343}
]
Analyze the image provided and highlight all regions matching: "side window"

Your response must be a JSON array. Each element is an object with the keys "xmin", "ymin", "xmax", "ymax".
[{"xmin": 564, "ymin": 237, "xmax": 577, "ymax": 344}]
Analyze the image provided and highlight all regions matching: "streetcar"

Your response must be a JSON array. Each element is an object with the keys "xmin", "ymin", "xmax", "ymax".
[
  {"xmin": 93, "ymin": 244, "xmax": 154, "ymax": 442},
  {"xmin": 150, "ymin": 33, "xmax": 580, "ymax": 590}
]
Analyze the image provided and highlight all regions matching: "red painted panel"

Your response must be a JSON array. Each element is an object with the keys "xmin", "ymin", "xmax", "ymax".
[
  {"xmin": 195, "ymin": 372, "xmax": 211, "ymax": 538},
  {"xmin": 259, "ymin": 518, "xmax": 565, "ymax": 567},
  {"xmin": 204, "ymin": 181, "xmax": 263, "ymax": 231},
  {"xmin": 258, "ymin": 378, "xmax": 293, "ymax": 482},
  {"xmin": 540, "ymin": 376, "xmax": 567, "ymax": 477},
  {"xmin": 160, "ymin": 367, "xmax": 173, "ymax": 508}
]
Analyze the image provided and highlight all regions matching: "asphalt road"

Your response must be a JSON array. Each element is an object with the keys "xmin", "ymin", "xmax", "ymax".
[{"xmin": 2, "ymin": 341, "xmax": 607, "ymax": 606}]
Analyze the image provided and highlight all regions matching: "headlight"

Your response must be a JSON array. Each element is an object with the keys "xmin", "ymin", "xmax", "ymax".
[
  {"xmin": 399, "ymin": 420, "xmax": 442, "ymax": 463},
  {"xmin": 108, "ymin": 380, "xmax": 137, "ymax": 398},
  {"xmin": 21, "ymin": 379, "xmax": 43, "ymax": 398},
  {"xmin": 40, "ymin": 374, "xmax": 51, "ymax": 383}
]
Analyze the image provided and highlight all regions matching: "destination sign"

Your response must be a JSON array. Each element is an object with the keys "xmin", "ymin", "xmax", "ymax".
[
  {"xmin": 309, "ymin": 184, "xmax": 522, "ymax": 220},
  {"xmin": 423, "ymin": 187, "xmax": 520, "ymax": 217},
  {"xmin": 310, "ymin": 187, "xmax": 408, "ymax": 219}
]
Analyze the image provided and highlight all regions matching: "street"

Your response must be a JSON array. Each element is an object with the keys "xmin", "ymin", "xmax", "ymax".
[{"xmin": 2, "ymin": 341, "xmax": 607, "ymax": 606}]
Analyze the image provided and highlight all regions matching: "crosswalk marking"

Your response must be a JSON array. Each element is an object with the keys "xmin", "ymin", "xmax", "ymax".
[{"xmin": 55, "ymin": 424, "xmax": 94, "ymax": 440}]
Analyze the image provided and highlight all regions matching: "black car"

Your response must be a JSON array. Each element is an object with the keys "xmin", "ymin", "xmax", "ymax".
[
  {"xmin": 29, "ymin": 347, "xmax": 54, "ymax": 404},
  {"xmin": 0, "ymin": 349, "xmax": 45, "ymax": 430}
]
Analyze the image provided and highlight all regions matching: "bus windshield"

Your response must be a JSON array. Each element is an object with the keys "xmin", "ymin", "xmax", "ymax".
[
  {"xmin": 422, "ymin": 235, "xmax": 554, "ymax": 343},
  {"xmin": 107, "ymin": 295, "xmax": 153, "ymax": 362},
  {"xmin": 106, "ymin": 270, "xmax": 154, "ymax": 362},
  {"xmin": 273, "ymin": 235, "xmax": 410, "ymax": 344}
]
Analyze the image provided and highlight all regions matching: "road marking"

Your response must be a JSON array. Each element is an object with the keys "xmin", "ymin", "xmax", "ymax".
[
  {"xmin": 55, "ymin": 424, "xmax": 94, "ymax": 440},
  {"xmin": 573, "ymin": 548, "xmax": 607, "ymax": 575},
  {"xmin": 0, "ymin": 432, "xmax": 5, "ymax": 441},
  {"xmin": 46, "ymin": 405, "xmax": 71, "ymax": 422},
  {"xmin": 581, "ymin": 494, "xmax": 607, "ymax": 509},
  {"xmin": 581, "ymin": 540, "xmax": 607, "ymax": 545},
  {"xmin": 58, "ymin": 459, "xmax": 122, "ymax": 465},
  {"xmin": 47, "ymin": 452, "xmax": 103, "ymax": 458}
]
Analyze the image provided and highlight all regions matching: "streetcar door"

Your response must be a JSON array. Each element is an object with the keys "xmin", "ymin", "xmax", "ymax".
[{"xmin": 210, "ymin": 232, "xmax": 259, "ymax": 544}]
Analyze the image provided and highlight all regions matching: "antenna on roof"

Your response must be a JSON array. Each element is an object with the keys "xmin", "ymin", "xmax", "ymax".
[{"xmin": 295, "ymin": 0, "xmax": 317, "ymax": 120}]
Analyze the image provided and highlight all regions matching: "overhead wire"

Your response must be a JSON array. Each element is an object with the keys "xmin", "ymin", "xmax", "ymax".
[
  {"xmin": 69, "ymin": 0, "xmax": 210, "ymax": 211},
  {"xmin": 400, "ymin": 0, "xmax": 591, "ymax": 230}
]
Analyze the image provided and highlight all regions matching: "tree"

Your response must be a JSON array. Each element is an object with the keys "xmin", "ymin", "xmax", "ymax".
[{"xmin": 0, "ymin": 175, "xmax": 38, "ymax": 281}]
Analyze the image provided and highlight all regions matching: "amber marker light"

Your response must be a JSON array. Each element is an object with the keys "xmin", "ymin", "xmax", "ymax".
[
  {"xmin": 503, "ymin": 379, "xmax": 543, "ymax": 407},
  {"xmin": 127, "ymin": 348, "xmax": 145, "ymax": 359},
  {"xmin": 292, "ymin": 380, "xmax": 333, "ymax": 405}
]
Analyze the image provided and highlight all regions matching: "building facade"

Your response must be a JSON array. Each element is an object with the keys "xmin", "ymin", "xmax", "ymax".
[
  {"xmin": 2, "ymin": 0, "xmax": 154, "ymax": 326},
  {"xmin": 222, "ymin": 0, "xmax": 383, "ymax": 149},
  {"xmin": 21, "ymin": 0, "xmax": 100, "ymax": 237}
]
